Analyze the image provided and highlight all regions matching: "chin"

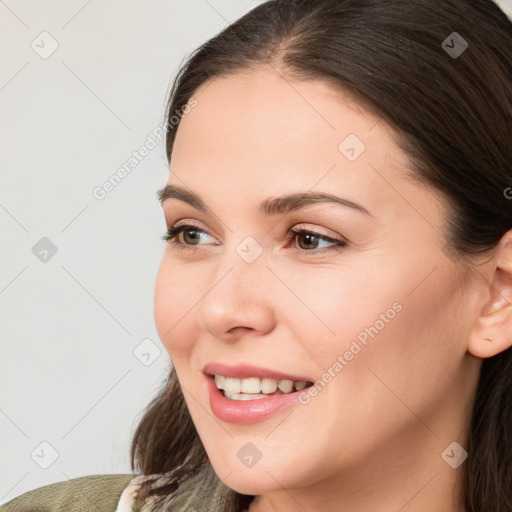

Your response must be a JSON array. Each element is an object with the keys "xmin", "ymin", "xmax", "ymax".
[
  {"xmin": 206, "ymin": 450, "xmax": 306, "ymax": 496},
  {"xmin": 215, "ymin": 468, "xmax": 288, "ymax": 496}
]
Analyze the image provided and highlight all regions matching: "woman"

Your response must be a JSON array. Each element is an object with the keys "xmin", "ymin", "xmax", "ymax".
[{"xmin": 3, "ymin": 0, "xmax": 512, "ymax": 511}]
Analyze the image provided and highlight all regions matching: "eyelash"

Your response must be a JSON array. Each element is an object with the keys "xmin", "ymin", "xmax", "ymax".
[{"xmin": 161, "ymin": 224, "xmax": 348, "ymax": 254}]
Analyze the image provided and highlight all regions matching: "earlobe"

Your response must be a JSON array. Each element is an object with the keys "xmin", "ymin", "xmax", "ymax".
[{"xmin": 467, "ymin": 233, "xmax": 512, "ymax": 359}]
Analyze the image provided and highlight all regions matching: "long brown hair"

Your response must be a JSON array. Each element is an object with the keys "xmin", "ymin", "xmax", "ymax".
[{"xmin": 130, "ymin": 1, "xmax": 512, "ymax": 510}]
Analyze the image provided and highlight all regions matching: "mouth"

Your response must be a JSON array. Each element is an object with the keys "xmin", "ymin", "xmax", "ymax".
[
  {"xmin": 202, "ymin": 363, "xmax": 316, "ymax": 424},
  {"xmin": 202, "ymin": 362, "xmax": 315, "ymax": 401},
  {"xmin": 209, "ymin": 373, "xmax": 314, "ymax": 401}
]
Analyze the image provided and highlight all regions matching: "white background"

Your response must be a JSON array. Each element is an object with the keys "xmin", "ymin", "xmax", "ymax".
[{"xmin": 1, "ymin": 0, "xmax": 511, "ymax": 504}]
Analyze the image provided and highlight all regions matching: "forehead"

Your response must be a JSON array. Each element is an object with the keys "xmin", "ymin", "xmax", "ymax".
[
  {"xmin": 168, "ymin": 67, "xmax": 440, "ymax": 225},
  {"xmin": 173, "ymin": 68, "xmax": 392, "ymax": 160}
]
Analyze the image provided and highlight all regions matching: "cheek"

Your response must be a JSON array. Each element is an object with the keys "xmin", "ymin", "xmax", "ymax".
[
  {"xmin": 286, "ymin": 257, "xmax": 458, "ymax": 407},
  {"xmin": 329, "ymin": 266, "xmax": 464, "ymax": 426},
  {"xmin": 153, "ymin": 258, "xmax": 202, "ymax": 357},
  {"xmin": 273, "ymin": 261, "xmax": 401, "ymax": 364}
]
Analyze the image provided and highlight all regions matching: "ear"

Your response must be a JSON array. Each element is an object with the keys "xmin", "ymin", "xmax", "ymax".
[{"xmin": 468, "ymin": 231, "xmax": 512, "ymax": 359}]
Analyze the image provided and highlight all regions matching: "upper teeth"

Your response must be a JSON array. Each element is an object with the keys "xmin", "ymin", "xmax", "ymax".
[{"xmin": 214, "ymin": 375, "xmax": 309, "ymax": 394}]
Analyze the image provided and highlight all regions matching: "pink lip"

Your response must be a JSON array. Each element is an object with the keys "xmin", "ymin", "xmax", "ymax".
[
  {"xmin": 205, "ymin": 374, "xmax": 310, "ymax": 424},
  {"xmin": 202, "ymin": 362, "xmax": 313, "ymax": 382}
]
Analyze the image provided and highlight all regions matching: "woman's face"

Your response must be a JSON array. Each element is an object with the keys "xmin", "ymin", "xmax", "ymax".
[{"xmin": 154, "ymin": 68, "xmax": 481, "ymax": 503}]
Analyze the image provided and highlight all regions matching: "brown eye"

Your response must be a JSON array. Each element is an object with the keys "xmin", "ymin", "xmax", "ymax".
[
  {"xmin": 295, "ymin": 231, "xmax": 321, "ymax": 250},
  {"xmin": 162, "ymin": 224, "xmax": 215, "ymax": 252},
  {"xmin": 180, "ymin": 228, "xmax": 202, "ymax": 245},
  {"xmin": 289, "ymin": 228, "xmax": 347, "ymax": 253}
]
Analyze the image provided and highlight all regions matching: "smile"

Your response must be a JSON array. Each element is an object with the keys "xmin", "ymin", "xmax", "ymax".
[
  {"xmin": 205, "ymin": 374, "xmax": 315, "ymax": 424},
  {"xmin": 214, "ymin": 375, "xmax": 313, "ymax": 400}
]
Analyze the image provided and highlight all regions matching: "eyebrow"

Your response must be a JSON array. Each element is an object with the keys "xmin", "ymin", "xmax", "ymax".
[{"xmin": 157, "ymin": 184, "xmax": 373, "ymax": 217}]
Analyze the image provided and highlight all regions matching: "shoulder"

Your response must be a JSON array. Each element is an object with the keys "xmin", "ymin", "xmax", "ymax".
[{"xmin": 0, "ymin": 473, "xmax": 139, "ymax": 512}]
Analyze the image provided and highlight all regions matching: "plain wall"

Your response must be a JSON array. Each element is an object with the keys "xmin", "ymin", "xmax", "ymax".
[{"xmin": 1, "ymin": 0, "xmax": 511, "ymax": 504}]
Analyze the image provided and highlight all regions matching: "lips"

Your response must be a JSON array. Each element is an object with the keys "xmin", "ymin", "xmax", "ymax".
[
  {"xmin": 202, "ymin": 362, "xmax": 314, "ymax": 383},
  {"xmin": 205, "ymin": 373, "xmax": 311, "ymax": 424}
]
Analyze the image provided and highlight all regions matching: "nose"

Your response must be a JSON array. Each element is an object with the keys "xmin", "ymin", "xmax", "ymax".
[{"xmin": 196, "ymin": 249, "xmax": 276, "ymax": 342}]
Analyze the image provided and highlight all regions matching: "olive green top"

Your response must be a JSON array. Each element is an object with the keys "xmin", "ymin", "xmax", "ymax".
[
  {"xmin": 0, "ymin": 474, "xmax": 137, "ymax": 512},
  {"xmin": 0, "ymin": 466, "xmax": 249, "ymax": 512}
]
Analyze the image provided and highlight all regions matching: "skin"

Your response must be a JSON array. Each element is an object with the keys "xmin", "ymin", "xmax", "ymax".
[{"xmin": 153, "ymin": 66, "xmax": 512, "ymax": 512}]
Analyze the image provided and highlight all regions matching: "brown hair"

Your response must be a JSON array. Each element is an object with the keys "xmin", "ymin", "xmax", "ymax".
[{"xmin": 130, "ymin": 1, "xmax": 512, "ymax": 510}]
